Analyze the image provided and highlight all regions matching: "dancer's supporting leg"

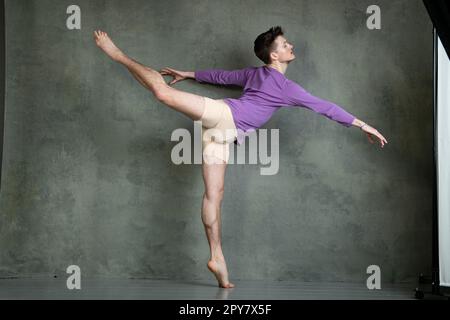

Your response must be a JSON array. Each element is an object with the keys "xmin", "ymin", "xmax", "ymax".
[
  {"xmin": 93, "ymin": 30, "xmax": 205, "ymax": 121},
  {"xmin": 202, "ymin": 156, "xmax": 235, "ymax": 288}
]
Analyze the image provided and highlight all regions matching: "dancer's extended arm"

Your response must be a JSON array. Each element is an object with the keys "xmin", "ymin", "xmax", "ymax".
[
  {"xmin": 284, "ymin": 81, "xmax": 388, "ymax": 148},
  {"xmin": 194, "ymin": 68, "xmax": 252, "ymax": 87},
  {"xmin": 159, "ymin": 67, "xmax": 252, "ymax": 87},
  {"xmin": 284, "ymin": 81, "xmax": 356, "ymax": 127}
]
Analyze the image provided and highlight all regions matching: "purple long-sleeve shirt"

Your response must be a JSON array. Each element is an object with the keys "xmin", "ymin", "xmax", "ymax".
[{"xmin": 195, "ymin": 65, "xmax": 356, "ymax": 145}]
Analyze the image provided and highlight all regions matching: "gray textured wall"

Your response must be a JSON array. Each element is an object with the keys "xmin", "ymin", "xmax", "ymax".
[{"xmin": 0, "ymin": 0, "xmax": 433, "ymax": 284}]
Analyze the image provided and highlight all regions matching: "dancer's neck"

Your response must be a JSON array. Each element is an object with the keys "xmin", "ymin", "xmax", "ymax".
[{"xmin": 265, "ymin": 62, "xmax": 288, "ymax": 75}]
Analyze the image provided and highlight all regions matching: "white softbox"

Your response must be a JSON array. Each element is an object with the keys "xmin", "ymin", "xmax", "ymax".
[{"xmin": 437, "ymin": 35, "xmax": 450, "ymax": 288}]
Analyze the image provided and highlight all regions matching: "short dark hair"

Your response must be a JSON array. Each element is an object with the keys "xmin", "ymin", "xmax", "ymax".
[{"xmin": 254, "ymin": 26, "xmax": 284, "ymax": 64}]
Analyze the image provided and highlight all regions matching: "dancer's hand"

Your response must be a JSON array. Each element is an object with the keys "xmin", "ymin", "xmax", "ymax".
[
  {"xmin": 159, "ymin": 67, "xmax": 189, "ymax": 85},
  {"xmin": 360, "ymin": 123, "xmax": 388, "ymax": 148}
]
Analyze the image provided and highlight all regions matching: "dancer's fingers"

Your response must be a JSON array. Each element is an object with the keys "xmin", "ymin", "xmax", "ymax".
[{"xmin": 376, "ymin": 133, "xmax": 386, "ymax": 146}]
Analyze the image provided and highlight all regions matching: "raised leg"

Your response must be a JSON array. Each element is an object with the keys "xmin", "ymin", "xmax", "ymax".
[
  {"xmin": 201, "ymin": 156, "xmax": 235, "ymax": 288},
  {"xmin": 93, "ymin": 30, "xmax": 206, "ymax": 121}
]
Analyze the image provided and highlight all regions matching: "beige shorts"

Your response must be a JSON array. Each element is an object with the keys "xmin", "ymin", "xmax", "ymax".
[{"xmin": 200, "ymin": 97, "xmax": 238, "ymax": 164}]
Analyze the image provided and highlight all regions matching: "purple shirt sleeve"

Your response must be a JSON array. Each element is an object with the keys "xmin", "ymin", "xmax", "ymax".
[
  {"xmin": 195, "ymin": 68, "xmax": 251, "ymax": 87},
  {"xmin": 284, "ymin": 81, "xmax": 356, "ymax": 127}
]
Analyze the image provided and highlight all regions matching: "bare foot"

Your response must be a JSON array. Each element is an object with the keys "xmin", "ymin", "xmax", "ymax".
[
  {"xmin": 207, "ymin": 258, "xmax": 235, "ymax": 288},
  {"xmin": 93, "ymin": 30, "xmax": 124, "ymax": 61}
]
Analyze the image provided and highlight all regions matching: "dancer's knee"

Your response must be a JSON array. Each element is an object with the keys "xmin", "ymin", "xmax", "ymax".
[
  {"xmin": 154, "ymin": 83, "xmax": 171, "ymax": 103},
  {"xmin": 201, "ymin": 213, "xmax": 218, "ymax": 229},
  {"xmin": 203, "ymin": 188, "xmax": 224, "ymax": 204}
]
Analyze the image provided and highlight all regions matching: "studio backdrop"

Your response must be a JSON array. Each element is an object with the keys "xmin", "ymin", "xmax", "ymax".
[{"xmin": 0, "ymin": 0, "xmax": 434, "ymax": 284}]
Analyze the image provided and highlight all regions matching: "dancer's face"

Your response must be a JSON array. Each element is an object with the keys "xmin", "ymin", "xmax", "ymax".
[{"xmin": 270, "ymin": 35, "xmax": 295, "ymax": 64}]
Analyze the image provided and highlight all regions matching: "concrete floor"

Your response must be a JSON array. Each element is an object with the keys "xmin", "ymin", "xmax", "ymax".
[{"xmin": 0, "ymin": 278, "xmax": 418, "ymax": 300}]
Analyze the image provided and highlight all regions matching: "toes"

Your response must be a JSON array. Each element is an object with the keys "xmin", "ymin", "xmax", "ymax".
[
  {"xmin": 220, "ymin": 282, "xmax": 234, "ymax": 288},
  {"xmin": 98, "ymin": 31, "xmax": 110, "ymax": 40},
  {"xmin": 95, "ymin": 31, "xmax": 110, "ymax": 41},
  {"xmin": 94, "ymin": 30, "xmax": 104, "ymax": 40}
]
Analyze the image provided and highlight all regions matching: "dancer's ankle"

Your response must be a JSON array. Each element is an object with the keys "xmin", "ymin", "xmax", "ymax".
[
  {"xmin": 113, "ymin": 51, "xmax": 126, "ymax": 63},
  {"xmin": 210, "ymin": 255, "xmax": 225, "ymax": 262}
]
